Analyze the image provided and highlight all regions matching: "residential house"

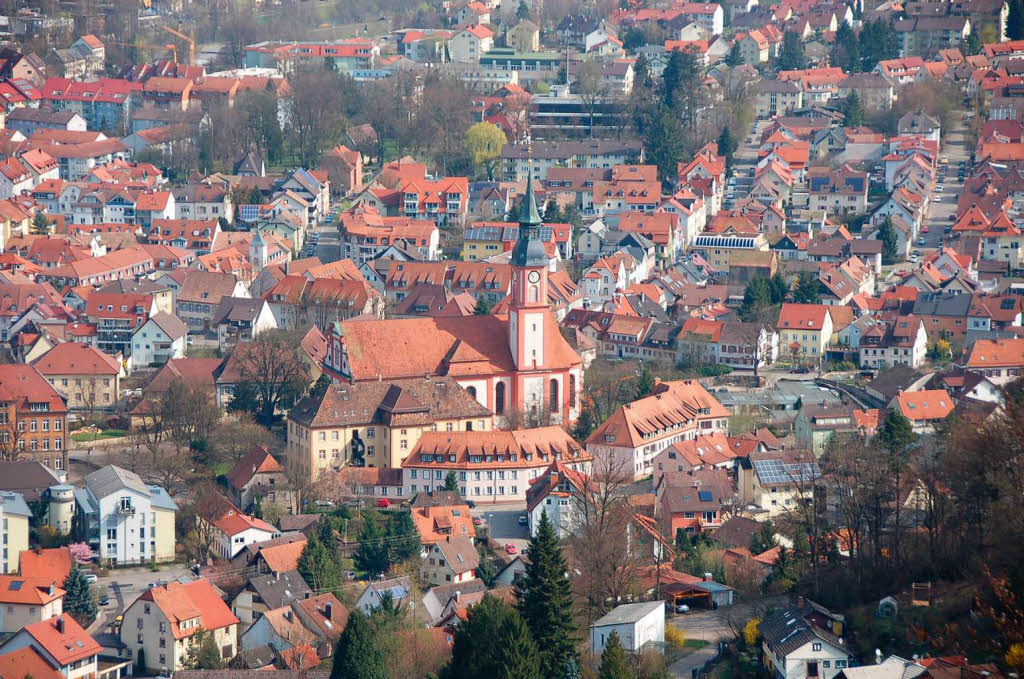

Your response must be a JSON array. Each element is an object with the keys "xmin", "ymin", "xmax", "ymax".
[
  {"xmin": 32, "ymin": 342, "xmax": 121, "ymax": 411},
  {"xmin": 0, "ymin": 614, "xmax": 102, "ymax": 679},
  {"xmin": 0, "ymin": 494, "xmax": 31, "ymax": 573},
  {"xmin": 589, "ymin": 601, "xmax": 664, "ymax": 654},
  {"xmin": 893, "ymin": 389, "xmax": 955, "ymax": 432},
  {"xmin": 354, "ymin": 576, "xmax": 415, "ymax": 614},
  {"xmin": 75, "ymin": 465, "xmax": 177, "ymax": 565},
  {"xmin": 858, "ymin": 316, "xmax": 928, "ymax": 369},
  {"xmin": 776, "ymin": 303, "xmax": 835, "ymax": 365},
  {"xmin": 450, "ymin": 25, "xmax": 494, "ymax": 63},
  {"xmin": 740, "ymin": 449, "xmax": 821, "ymax": 516},
  {"xmin": 525, "ymin": 460, "xmax": 592, "ymax": 537},
  {"xmin": 131, "ymin": 311, "xmax": 188, "ymax": 367},
  {"xmin": 420, "ymin": 535, "xmax": 478, "ymax": 586},
  {"xmin": 210, "ymin": 504, "xmax": 280, "ymax": 559},
  {"xmin": 85, "ymin": 292, "xmax": 158, "ymax": 358},
  {"xmin": 226, "ymin": 446, "xmax": 294, "ymax": 513},
  {"xmin": 964, "ymin": 338, "xmax": 1024, "ymax": 385},
  {"xmin": 0, "ymin": 575, "xmax": 64, "ymax": 634},
  {"xmin": 121, "ymin": 579, "xmax": 239, "ymax": 672},
  {"xmin": 586, "ymin": 380, "xmax": 730, "ymax": 481},
  {"xmin": 837, "ymin": 73, "xmax": 895, "ymax": 110},
  {"xmin": 175, "ymin": 270, "xmax": 249, "ymax": 330},
  {"xmin": 0, "ymin": 364, "xmax": 69, "ymax": 472},
  {"xmin": 758, "ymin": 603, "xmax": 852, "ymax": 679},
  {"xmin": 230, "ymin": 570, "xmax": 312, "ymax": 627},
  {"xmin": 211, "ymin": 296, "xmax": 277, "ymax": 347}
]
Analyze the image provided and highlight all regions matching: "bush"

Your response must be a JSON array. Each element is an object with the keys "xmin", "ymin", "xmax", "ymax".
[{"xmin": 665, "ymin": 625, "xmax": 686, "ymax": 649}]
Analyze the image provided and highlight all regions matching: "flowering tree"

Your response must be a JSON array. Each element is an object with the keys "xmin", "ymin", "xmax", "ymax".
[{"xmin": 69, "ymin": 542, "xmax": 95, "ymax": 565}]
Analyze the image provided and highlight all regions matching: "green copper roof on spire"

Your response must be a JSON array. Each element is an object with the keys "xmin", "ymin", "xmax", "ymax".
[{"xmin": 519, "ymin": 171, "xmax": 542, "ymax": 228}]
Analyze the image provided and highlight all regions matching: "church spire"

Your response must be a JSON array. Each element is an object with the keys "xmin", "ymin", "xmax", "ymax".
[
  {"xmin": 519, "ymin": 170, "xmax": 542, "ymax": 230},
  {"xmin": 510, "ymin": 171, "xmax": 548, "ymax": 268}
]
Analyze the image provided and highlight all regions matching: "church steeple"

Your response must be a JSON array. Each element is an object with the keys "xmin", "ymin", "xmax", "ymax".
[{"xmin": 510, "ymin": 172, "xmax": 547, "ymax": 268}]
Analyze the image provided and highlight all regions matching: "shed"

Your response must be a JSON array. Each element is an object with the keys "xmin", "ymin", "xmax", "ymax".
[{"xmin": 589, "ymin": 601, "xmax": 665, "ymax": 654}]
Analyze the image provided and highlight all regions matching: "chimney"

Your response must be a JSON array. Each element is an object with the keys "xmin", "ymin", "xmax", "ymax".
[
  {"xmin": 454, "ymin": 591, "xmax": 461, "ymax": 602},
  {"xmin": 275, "ymin": 571, "xmax": 280, "ymax": 581},
  {"xmin": 797, "ymin": 596, "xmax": 806, "ymax": 609},
  {"xmin": 549, "ymin": 471, "xmax": 558, "ymax": 486},
  {"xmin": 284, "ymin": 610, "xmax": 293, "ymax": 622},
  {"xmin": 56, "ymin": 616, "xmax": 65, "ymax": 633},
  {"xmin": 325, "ymin": 602, "xmax": 333, "ymax": 619}
]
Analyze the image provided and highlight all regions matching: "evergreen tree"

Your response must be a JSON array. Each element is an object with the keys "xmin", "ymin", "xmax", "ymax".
[
  {"xmin": 474, "ymin": 297, "xmax": 493, "ymax": 315},
  {"xmin": 717, "ymin": 126, "xmax": 737, "ymax": 169},
  {"xmin": 792, "ymin": 271, "xmax": 821, "ymax": 304},
  {"xmin": 516, "ymin": 0, "xmax": 530, "ymax": 20},
  {"xmin": 644, "ymin": 110, "xmax": 686, "ymax": 182},
  {"xmin": 562, "ymin": 656, "xmax": 583, "ymax": 679},
  {"xmin": 516, "ymin": 510, "xmax": 578, "ymax": 678},
  {"xmin": 298, "ymin": 534, "xmax": 340, "ymax": 591},
  {"xmin": 387, "ymin": 510, "xmax": 421, "ymax": 563},
  {"xmin": 858, "ymin": 19, "xmax": 899, "ymax": 71},
  {"xmin": 443, "ymin": 595, "xmax": 517, "ymax": 679},
  {"xmin": 750, "ymin": 519, "xmax": 777, "ymax": 554},
  {"xmin": 353, "ymin": 512, "xmax": 390, "ymax": 575},
  {"xmin": 769, "ymin": 272, "xmax": 789, "ymax": 304},
  {"xmin": 877, "ymin": 216, "xmax": 899, "ymax": 264},
  {"xmin": 633, "ymin": 54, "xmax": 653, "ymax": 90},
  {"xmin": 184, "ymin": 629, "xmax": 224, "ymax": 669},
  {"xmin": 252, "ymin": 494, "xmax": 264, "ymax": 519},
  {"xmin": 444, "ymin": 470, "xmax": 460, "ymax": 491},
  {"xmin": 309, "ymin": 373, "xmax": 332, "ymax": 399},
  {"xmin": 841, "ymin": 91, "xmax": 864, "ymax": 127},
  {"xmin": 63, "ymin": 566, "xmax": 98, "ymax": 626},
  {"xmin": 832, "ymin": 20, "xmax": 860, "ymax": 73},
  {"xmin": 1010, "ymin": 0, "xmax": 1024, "ymax": 40},
  {"xmin": 739, "ymin": 277, "xmax": 774, "ymax": 322},
  {"xmin": 777, "ymin": 31, "xmax": 806, "ymax": 71},
  {"xmin": 495, "ymin": 612, "xmax": 542, "ymax": 679},
  {"xmin": 331, "ymin": 611, "xmax": 389, "ymax": 679},
  {"xmin": 877, "ymin": 409, "xmax": 917, "ymax": 456},
  {"xmin": 476, "ymin": 544, "xmax": 497, "ymax": 586},
  {"xmin": 964, "ymin": 28, "xmax": 982, "ymax": 56},
  {"xmin": 635, "ymin": 362, "xmax": 656, "ymax": 398},
  {"xmin": 661, "ymin": 48, "xmax": 687, "ymax": 108},
  {"xmin": 725, "ymin": 41, "xmax": 743, "ymax": 66},
  {"xmin": 32, "ymin": 211, "xmax": 50, "ymax": 234},
  {"xmin": 598, "ymin": 631, "xmax": 633, "ymax": 679}
]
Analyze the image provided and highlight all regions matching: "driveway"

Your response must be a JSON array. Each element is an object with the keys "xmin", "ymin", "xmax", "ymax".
[
  {"xmin": 89, "ymin": 563, "xmax": 189, "ymax": 634},
  {"xmin": 667, "ymin": 596, "xmax": 785, "ymax": 678},
  {"xmin": 479, "ymin": 508, "xmax": 530, "ymax": 552}
]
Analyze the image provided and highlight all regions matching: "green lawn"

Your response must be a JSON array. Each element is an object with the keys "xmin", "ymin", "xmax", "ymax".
[
  {"xmin": 682, "ymin": 639, "xmax": 710, "ymax": 652},
  {"xmin": 71, "ymin": 429, "xmax": 128, "ymax": 442}
]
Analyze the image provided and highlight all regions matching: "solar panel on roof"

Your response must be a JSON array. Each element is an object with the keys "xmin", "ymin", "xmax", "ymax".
[
  {"xmin": 698, "ymin": 490, "xmax": 712, "ymax": 502},
  {"xmin": 8, "ymin": 581, "xmax": 22, "ymax": 590}
]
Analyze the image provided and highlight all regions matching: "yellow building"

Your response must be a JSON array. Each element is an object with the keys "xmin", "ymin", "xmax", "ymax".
[
  {"xmin": 287, "ymin": 377, "xmax": 492, "ymax": 484},
  {"xmin": 32, "ymin": 342, "xmax": 122, "ymax": 411},
  {"xmin": 0, "ymin": 492, "xmax": 31, "ymax": 574},
  {"xmin": 777, "ymin": 303, "xmax": 834, "ymax": 364}
]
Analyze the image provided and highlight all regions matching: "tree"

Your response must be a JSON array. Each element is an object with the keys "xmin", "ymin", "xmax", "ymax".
[
  {"xmin": 717, "ymin": 126, "xmax": 737, "ymax": 169},
  {"xmin": 495, "ymin": 612, "xmax": 542, "ymax": 679},
  {"xmin": 474, "ymin": 297, "xmax": 493, "ymax": 315},
  {"xmin": 964, "ymin": 28, "xmax": 982, "ymax": 57},
  {"xmin": 298, "ymin": 530, "xmax": 341, "ymax": 592},
  {"xmin": 644, "ymin": 109, "xmax": 686, "ymax": 182},
  {"xmin": 354, "ymin": 512, "xmax": 390, "ymax": 575},
  {"xmin": 725, "ymin": 42, "xmax": 743, "ymax": 66},
  {"xmin": 228, "ymin": 330, "xmax": 310, "ymax": 426},
  {"xmin": 63, "ymin": 565, "xmax": 97, "ymax": 626},
  {"xmin": 443, "ymin": 595, "xmax": 520, "ymax": 679},
  {"xmin": 516, "ymin": 0, "xmax": 530, "ymax": 20},
  {"xmin": 465, "ymin": 122, "xmax": 507, "ymax": 180},
  {"xmin": 208, "ymin": 414, "xmax": 278, "ymax": 465},
  {"xmin": 633, "ymin": 54, "xmax": 653, "ymax": 90},
  {"xmin": 309, "ymin": 373, "xmax": 332, "ymax": 401},
  {"xmin": 842, "ymin": 91, "xmax": 864, "ymax": 127},
  {"xmin": 32, "ymin": 211, "xmax": 50, "ymax": 234},
  {"xmin": 740, "ymin": 277, "xmax": 774, "ymax": 322},
  {"xmin": 635, "ymin": 363, "xmax": 655, "ymax": 398},
  {"xmin": 573, "ymin": 60, "xmax": 608, "ymax": 137},
  {"xmin": 831, "ymin": 20, "xmax": 860, "ymax": 72},
  {"xmin": 516, "ymin": 510, "xmax": 578, "ymax": 678},
  {"xmin": 877, "ymin": 216, "xmax": 899, "ymax": 264},
  {"xmin": 750, "ymin": 520, "xmax": 777, "ymax": 554},
  {"xmin": 184, "ymin": 628, "xmax": 224, "ymax": 670},
  {"xmin": 387, "ymin": 510, "xmax": 421, "ymax": 563},
  {"xmin": 444, "ymin": 470, "xmax": 460, "ymax": 492},
  {"xmin": 661, "ymin": 48, "xmax": 703, "ymax": 128},
  {"xmin": 876, "ymin": 409, "xmax": 917, "ymax": 457},
  {"xmin": 1011, "ymin": 0, "xmax": 1024, "ymax": 40},
  {"xmin": 476, "ymin": 544, "xmax": 496, "ymax": 586},
  {"xmin": 598, "ymin": 631, "xmax": 633, "ymax": 679},
  {"xmin": 858, "ymin": 19, "xmax": 900, "ymax": 72},
  {"xmin": 778, "ymin": 31, "xmax": 806, "ymax": 71},
  {"xmin": 332, "ymin": 610, "xmax": 388, "ymax": 679},
  {"xmin": 792, "ymin": 271, "xmax": 821, "ymax": 304}
]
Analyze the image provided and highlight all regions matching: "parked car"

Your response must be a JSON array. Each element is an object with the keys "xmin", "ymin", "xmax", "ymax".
[
  {"xmin": 789, "ymin": 366, "xmax": 810, "ymax": 374},
  {"xmin": 518, "ymin": 515, "xmax": 528, "ymax": 526},
  {"xmin": 375, "ymin": 498, "xmax": 391, "ymax": 508},
  {"xmin": 99, "ymin": 594, "xmax": 110, "ymax": 606},
  {"xmin": 676, "ymin": 604, "xmax": 690, "ymax": 614},
  {"xmin": 921, "ymin": 225, "xmax": 929, "ymax": 233},
  {"xmin": 505, "ymin": 543, "xmax": 518, "ymax": 555},
  {"xmin": 473, "ymin": 517, "xmax": 483, "ymax": 526},
  {"xmin": 83, "ymin": 573, "xmax": 98, "ymax": 584},
  {"xmin": 466, "ymin": 500, "xmax": 476, "ymax": 509}
]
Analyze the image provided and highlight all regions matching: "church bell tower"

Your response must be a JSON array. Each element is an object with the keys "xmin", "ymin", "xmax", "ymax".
[{"xmin": 508, "ymin": 173, "xmax": 549, "ymax": 370}]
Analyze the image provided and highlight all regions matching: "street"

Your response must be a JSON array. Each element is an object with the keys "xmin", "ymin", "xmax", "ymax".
[
  {"xmin": 89, "ymin": 563, "xmax": 190, "ymax": 634},
  {"xmin": 917, "ymin": 111, "xmax": 973, "ymax": 256},
  {"xmin": 312, "ymin": 219, "xmax": 340, "ymax": 263},
  {"xmin": 478, "ymin": 508, "xmax": 531, "ymax": 553}
]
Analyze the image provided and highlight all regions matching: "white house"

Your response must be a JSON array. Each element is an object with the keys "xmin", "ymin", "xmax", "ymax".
[
  {"xmin": 449, "ymin": 25, "xmax": 494, "ymax": 63},
  {"xmin": 75, "ymin": 465, "xmax": 178, "ymax": 566},
  {"xmin": 419, "ymin": 535, "xmax": 479, "ymax": 587},
  {"xmin": 131, "ymin": 311, "xmax": 189, "ymax": 367},
  {"xmin": 211, "ymin": 506, "xmax": 279, "ymax": 559},
  {"xmin": 354, "ymin": 576, "xmax": 414, "ymax": 615},
  {"xmin": 589, "ymin": 601, "xmax": 665, "ymax": 654},
  {"xmin": 525, "ymin": 461, "xmax": 592, "ymax": 538},
  {"xmin": 759, "ymin": 605, "xmax": 853, "ymax": 679},
  {"xmin": 0, "ymin": 614, "xmax": 102, "ymax": 679}
]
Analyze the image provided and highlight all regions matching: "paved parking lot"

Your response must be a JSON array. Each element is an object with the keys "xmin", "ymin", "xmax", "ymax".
[{"xmin": 479, "ymin": 508, "xmax": 530, "ymax": 552}]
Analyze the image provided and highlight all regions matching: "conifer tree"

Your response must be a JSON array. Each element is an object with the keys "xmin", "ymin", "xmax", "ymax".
[
  {"xmin": 387, "ymin": 510, "xmax": 420, "ymax": 563},
  {"xmin": 444, "ymin": 470, "xmax": 460, "ymax": 491},
  {"xmin": 331, "ymin": 611, "xmax": 388, "ymax": 679},
  {"xmin": 516, "ymin": 510, "xmax": 578, "ymax": 678},
  {"xmin": 598, "ymin": 631, "xmax": 633, "ymax": 679},
  {"xmin": 443, "ymin": 595, "xmax": 516, "ymax": 679},
  {"xmin": 63, "ymin": 566, "xmax": 97, "ymax": 626},
  {"xmin": 354, "ymin": 512, "xmax": 390, "ymax": 575},
  {"xmin": 495, "ymin": 612, "xmax": 542, "ymax": 679}
]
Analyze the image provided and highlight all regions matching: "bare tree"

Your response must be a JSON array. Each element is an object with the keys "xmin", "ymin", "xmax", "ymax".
[
  {"xmin": 0, "ymin": 409, "xmax": 26, "ymax": 462},
  {"xmin": 232, "ymin": 330, "xmax": 310, "ymax": 426},
  {"xmin": 209, "ymin": 413, "xmax": 280, "ymax": 465},
  {"xmin": 573, "ymin": 60, "xmax": 608, "ymax": 137}
]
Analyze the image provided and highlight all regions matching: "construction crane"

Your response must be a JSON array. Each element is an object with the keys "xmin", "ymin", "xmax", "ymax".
[
  {"xmin": 159, "ymin": 25, "xmax": 196, "ymax": 65},
  {"xmin": 104, "ymin": 40, "xmax": 179, "ymax": 63}
]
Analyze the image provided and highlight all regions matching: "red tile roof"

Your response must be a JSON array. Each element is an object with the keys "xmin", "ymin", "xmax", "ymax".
[
  {"xmin": 22, "ymin": 614, "xmax": 101, "ymax": 666},
  {"xmin": 0, "ymin": 647, "xmax": 62, "ymax": 679},
  {"xmin": 895, "ymin": 390, "xmax": 954, "ymax": 421},
  {"xmin": 32, "ymin": 342, "xmax": 120, "ymax": 375},
  {"xmin": 139, "ymin": 579, "xmax": 240, "ymax": 640},
  {"xmin": 966, "ymin": 338, "xmax": 1024, "ymax": 369},
  {"xmin": 17, "ymin": 547, "xmax": 73, "ymax": 583}
]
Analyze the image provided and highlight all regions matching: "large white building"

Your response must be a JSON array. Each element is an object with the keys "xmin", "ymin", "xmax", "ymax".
[{"xmin": 74, "ymin": 465, "xmax": 178, "ymax": 566}]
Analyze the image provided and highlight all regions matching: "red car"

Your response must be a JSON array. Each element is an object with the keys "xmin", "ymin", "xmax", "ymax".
[
  {"xmin": 921, "ymin": 225, "xmax": 929, "ymax": 233},
  {"xmin": 375, "ymin": 498, "xmax": 391, "ymax": 508},
  {"xmin": 473, "ymin": 517, "xmax": 483, "ymax": 526},
  {"xmin": 505, "ymin": 543, "xmax": 518, "ymax": 555}
]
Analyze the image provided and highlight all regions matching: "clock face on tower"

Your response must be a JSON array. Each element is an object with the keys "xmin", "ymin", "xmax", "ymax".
[{"xmin": 528, "ymin": 270, "xmax": 541, "ymax": 283}]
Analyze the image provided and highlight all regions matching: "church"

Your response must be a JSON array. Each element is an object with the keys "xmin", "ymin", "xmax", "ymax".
[{"xmin": 324, "ymin": 176, "xmax": 584, "ymax": 425}]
